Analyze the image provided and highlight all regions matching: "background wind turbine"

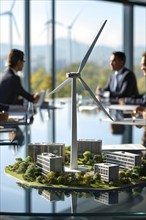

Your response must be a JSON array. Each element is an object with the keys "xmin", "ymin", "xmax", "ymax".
[
  {"xmin": 0, "ymin": 0, "xmax": 21, "ymax": 49},
  {"xmin": 41, "ymin": 11, "xmax": 81, "ymax": 69},
  {"xmin": 48, "ymin": 20, "xmax": 114, "ymax": 170},
  {"xmin": 38, "ymin": 19, "xmax": 65, "ymax": 72},
  {"xmin": 44, "ymin": 12, "xmax": 81, "ymax": 66},
  {"xmin": 66, "ymin": 11, "xmax": 81, "ymax": 64}
]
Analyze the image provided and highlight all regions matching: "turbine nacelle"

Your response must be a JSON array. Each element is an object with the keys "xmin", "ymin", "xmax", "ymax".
[{"xmin": 66, "ymin": 72, "xmax": 80, "ymax": 78}]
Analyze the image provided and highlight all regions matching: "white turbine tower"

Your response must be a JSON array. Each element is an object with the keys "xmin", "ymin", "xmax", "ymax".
[
  {"xmin": 48, "ymin": 20, "xmax": 114, "ymax": 170},
  {"xmin": 0, "ymin": 0, "xmax": 21, "ymax": 49},
  {"xmin": 66, "ymin": 11, "xmax": 81, "ymax": 64},
  {"xmin": 42, "ymin": 19, "xmax": 65, "ymax": 72}
]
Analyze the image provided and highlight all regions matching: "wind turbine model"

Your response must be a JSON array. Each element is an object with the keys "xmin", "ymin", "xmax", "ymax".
[
  {"xmin": 0, "ymin": 0, "xmax": 21, "ymax": 49},
  {"xmin": 48, "ymin": 20, "xmax": 114, "ymax": 170}
]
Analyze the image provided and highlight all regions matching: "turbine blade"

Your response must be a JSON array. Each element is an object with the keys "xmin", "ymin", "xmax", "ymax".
[
  {"xmin": 69, "ymin": 11, "xmax": 81, "ymax": 29},
  {"xmin": 78, "ymin": 77, "xmax": 114, "ymax": 121},
  {"xmin": 0, "ymin": 12, "xmax": 9, "ymax": 16},
  {"xmin": 48, "ymin": 78, "xmax": 71, "ymax": 96},
  {"xmin": 10, "ymin": 0, "xmax": 16, "ymax": 11},
  {"xmin": 12, "ymin": 15, "xmax": 21, "ymax": 39},
  {"xmin": 45, "ymin": 19, "xmax": 52, "ymax": 26},
  {"xmin": 56, "ymin": 21, "xmax": 66, "ymax": 27},
  {"xmin": 45, "ymin": 19, "xmax": 65, "ymax": 27},
  {"xmin": 38, "ymin": 27, "xmax": 46, "ymax": 37},
  {"xmin": 77, "ymin": 20, "xmax": 107, "ymax": 74}
]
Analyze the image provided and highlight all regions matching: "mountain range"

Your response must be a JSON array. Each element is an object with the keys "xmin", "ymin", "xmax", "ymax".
[{"xmin": 0, "ymin": 38, "xmax": 145, "ymax": 72}]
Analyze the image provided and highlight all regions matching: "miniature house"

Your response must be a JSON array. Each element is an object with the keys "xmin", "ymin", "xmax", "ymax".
[
  {"xmin": 94, "ymin": 191, "xmax": 118, "ymax": 205},
  {"xmin": 77, "ymin": 139, "xmax": 102, "ymax": 156},
  {"xmin": 37, "ymin": 152, "xmax": 64, "ymax": 173},
  {"xmin": 38, "ymin": 189, "xmax": 64, "ymax": 202},
  {"xmin": 94, "ymin": 163, "xmax": 119, "ymax": 182},
  {"xmin": 28, "ymin": 143, "xmax": 65, "ymax": 162},
  {"xmin": 105, "ymin": 151, "xmax": 141, "ymax": 169}
]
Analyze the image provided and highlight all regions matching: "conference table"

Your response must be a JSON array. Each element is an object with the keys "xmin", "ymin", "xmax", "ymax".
[
  {"xmin": 0, "ymin": 102, "xmax": 146, "ymax": 220},
  {"xmin": 102, "ymin": 117, "xmax": 146, "ymax": 126},
  {"xmin": 101, "ymin": 104, "xmax": 146, "ymax": 126},
  {"xmin": 0, "ymin": 102, "xmax": 62, "ymax": 145}
]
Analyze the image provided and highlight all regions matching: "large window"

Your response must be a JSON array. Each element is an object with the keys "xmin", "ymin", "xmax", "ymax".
[
  {"xmin": 134, "ymin": 6, "xmax": 146, "ymax": 93},
  {"xmin": 0, "ymin": 0, "xmax": 145, "ymax": 96},
  {"xmin": 0, "ymin": 0, "xmax": 24, "ymax": 70}
]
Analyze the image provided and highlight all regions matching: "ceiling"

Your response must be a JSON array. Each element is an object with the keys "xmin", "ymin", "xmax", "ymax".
[{"xmin": 94, "ymin": 0, "xmax": 146, "ymax": 7}]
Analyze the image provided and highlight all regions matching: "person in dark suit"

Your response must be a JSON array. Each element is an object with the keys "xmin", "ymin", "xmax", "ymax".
[
  {"xmin": 0, "ymin": 103, "xmax": 9, "ymax": 112},
  {"xmin": 96, "ymin": 51, "xmax": 139, "ymax": 135},
  {"xmin": 118, "ymin": 52, "xmax": 146, "ymax": 146},
  {"xmin": 96, "ymin": 51, "xmax": 139, "ymax": 100},
  {"xmin": 0, "ymin": 49, "xmax": 39, "ymax": 105},
  {"xmin": 119, "ymin": 52, "xmax": 146, "ymax": 107}
]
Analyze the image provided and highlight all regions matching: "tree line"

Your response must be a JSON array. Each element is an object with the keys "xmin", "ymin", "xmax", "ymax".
[{"xmin": 30, "ymin": 62, "xmax": 144, "ymax": 98}]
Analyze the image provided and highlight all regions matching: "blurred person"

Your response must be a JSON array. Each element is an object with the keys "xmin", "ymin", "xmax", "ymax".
[
  {"xmin": 119, "ymin": 52, "xmax": 146, "ymax": 148},
  {"xmin": 119, "ymin": 52, "xmax": 146, "ymax": 107},
  {"xmin": 135, "ymin": 106, "xmax": 146, "ymax": 120},
  {"xmin": 141, "ymin": 51, "xmax": 146, "ymax": 77},
  {"xmin": 8, "ymin": 125, "xmax": 24, "ymax": 147},
  {"xmin": 96, "ymin": 51, "xmax": 139, "ymax": 135},
  {"xmin": 0, "ymin": 103, "xmax": 9, "ymax": 122},
  {"xmin": 96, "ymin": 51, "xmax": 139, "ymax": 101},
  {"xmin": 0, "ymin": 49, "xmax": 39, "ymax": 106},
  {"xmin": 0, "ymin": 111, "xmax": 8, "ymax": 122},
  {"xmin": 135, "ymin": 104, "xmax": 146, "ymax": 147}
]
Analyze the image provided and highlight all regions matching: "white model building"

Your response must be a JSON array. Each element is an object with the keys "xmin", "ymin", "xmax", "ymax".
[
  {"xmin": 94, "ymin": 163, "xmax": 119, "ymax": 182},
  {"xmin": 38, "ymin": 189, "xmax": 64, "ymax": 202},
  {"xmin": 105, "ymin": 151, "xmax": 141, "ymax": 169},
  {"xmin": 37, "ymin": 152, "xmax": 64, "ymax": 173},
  {"xmin": 28, "ymin": 142, "xmax": 65, "ymax": 162},
  {"xmin": 94, "ymin": 191, "xmax": 118, "ymax": 205},
  {"xmin": 77, "ymin": 139, "xmax": 102, "ymax": 156}
]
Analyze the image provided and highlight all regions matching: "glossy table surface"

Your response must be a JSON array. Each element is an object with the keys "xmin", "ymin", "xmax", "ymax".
[{"xmin": 0, "ymin": 99, "xmax": 146, "ymax": 219}]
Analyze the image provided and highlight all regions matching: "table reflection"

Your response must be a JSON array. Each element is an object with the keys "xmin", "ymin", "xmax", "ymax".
[{"xmin": 0, "ymin": 98, "xmax": 146, "ymax": 218}]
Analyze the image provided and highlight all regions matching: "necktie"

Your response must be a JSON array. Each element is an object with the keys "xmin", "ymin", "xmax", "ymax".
[{"xmin": 114, "ymin": 72, "xmax": 119, "ymax": 92}]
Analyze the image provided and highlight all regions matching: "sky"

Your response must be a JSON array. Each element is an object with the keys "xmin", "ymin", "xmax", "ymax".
[{"xmin": 0, "ymin": 0, "xmax": 146, "ymax": 48}]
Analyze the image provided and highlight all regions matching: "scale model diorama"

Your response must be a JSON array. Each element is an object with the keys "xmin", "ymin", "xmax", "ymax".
[
  {"xmin": 5, "ymin": 140, "xmax": 146, "ymax": 192},
  {"xmin": 5, "ymin": 20, "xmax": 146, "ymax": 193}
]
